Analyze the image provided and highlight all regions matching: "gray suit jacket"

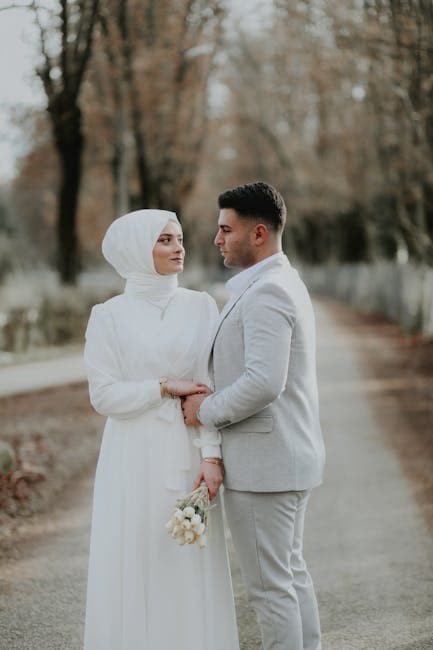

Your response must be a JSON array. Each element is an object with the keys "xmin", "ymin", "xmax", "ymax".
[{"xmin": 199, "ymin": 255, "xmax": 325, "ymax": 492}]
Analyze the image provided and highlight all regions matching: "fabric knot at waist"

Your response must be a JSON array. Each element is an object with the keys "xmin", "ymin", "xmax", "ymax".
[{"xmin": 157, "ymin": 397, "xmax": 191, "ymax": 491}]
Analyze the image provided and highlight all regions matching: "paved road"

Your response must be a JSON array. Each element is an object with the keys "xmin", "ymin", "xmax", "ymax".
[
  {"xmin": 305, "ymin": 304, "xmax": 433, "ymax": 650},
  {"xmin": 0, "ymin": 354, "xmax": 86, "ymax": 397},
  {"xmin": 1, "ymin": 301, "xmax": 433, "ymax": 649}
]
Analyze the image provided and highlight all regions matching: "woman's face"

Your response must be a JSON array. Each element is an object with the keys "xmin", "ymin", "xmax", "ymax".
[{"xmin": 152, "ymin": 220, "xmax": 185, "ymax": 275}]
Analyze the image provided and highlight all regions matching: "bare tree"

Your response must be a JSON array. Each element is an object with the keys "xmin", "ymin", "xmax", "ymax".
[
  {"xmin": 91, "ymin": 1, "xmax": 132, "ymax": 217},
  {"xmin": 31, "ymin": 0, "xmax": 100, "ymax": 284},
  {"xmin": 99, "ymin": 0, "xmax": 225, "ymax": 215},
  {"xmin": 208, "ymin": 0, "xmax": 433, "ymax": 265}
]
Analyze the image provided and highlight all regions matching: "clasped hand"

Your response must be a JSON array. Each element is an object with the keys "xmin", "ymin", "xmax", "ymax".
[
  {"xmin": 165, "ymin": 380, "xmax": 211, "ymax": 426},
  {"xmin": 166, "ymin": 381, "xmax": 221, "ymax": 499},
  {"xmin": 165, "ymin": 379, "xmax": 210, "ymax": 397}
]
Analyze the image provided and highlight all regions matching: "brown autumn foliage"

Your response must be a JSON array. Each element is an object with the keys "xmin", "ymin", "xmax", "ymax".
[
  {"xmin": 8, "ymin": 1, "xmax": 433, "ymax": 271},
  {"xmin": 0, "ymin": 384, "xmax": 103, "ymax": 553},
  {"xmin": 200, "ymin": 0, "xmax": 433, "ymax": 265},
  {"xmin": 9, "ymin": 0, "xmax": 225, "ymax": 273}
]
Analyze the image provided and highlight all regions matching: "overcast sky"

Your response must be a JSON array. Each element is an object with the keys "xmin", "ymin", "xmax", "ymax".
[
  {"xmin": 0, "ymin": 0, "xmax": 270, "ymax": 184},
  {"xmin": 0, "ymin": 5, "xmax": 44, "ymax": 182}
]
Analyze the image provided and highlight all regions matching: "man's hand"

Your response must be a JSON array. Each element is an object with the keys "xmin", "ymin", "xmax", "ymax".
[
  {"xmin": 181, "ymin": 392, "xmax": 209, "ymax": 425},
  {"xmin": 165, "ymin": 380, "xmax": 210, "ymax": 397},
  {"xmin": 192, "ymin": 461, "xmax": 224, "ymax": 500}
]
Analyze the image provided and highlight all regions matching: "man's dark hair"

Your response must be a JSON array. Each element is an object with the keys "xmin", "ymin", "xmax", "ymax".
[{"xmin": 218, "ymin": 181, "xmax": 286, "ymax": 232}]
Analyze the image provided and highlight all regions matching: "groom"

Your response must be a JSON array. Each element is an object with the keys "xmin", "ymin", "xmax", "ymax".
[{"xmin": 182, "ymin": 181, "xmax": 325, "ymax": 650}]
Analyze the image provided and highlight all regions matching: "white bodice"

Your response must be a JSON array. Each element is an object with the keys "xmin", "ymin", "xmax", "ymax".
[{"xmin": 84, "ymin": 288, "xmax": 221, "ymax": 490}]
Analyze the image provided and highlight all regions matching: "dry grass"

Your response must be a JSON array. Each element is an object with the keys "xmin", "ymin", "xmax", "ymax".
[{"xmin": 0, "ymin": 383, "xmax": 102, "ymax": 557}]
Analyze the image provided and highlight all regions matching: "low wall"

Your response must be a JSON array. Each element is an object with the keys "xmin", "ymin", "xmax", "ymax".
[
  {"xmin": 0, "ymin": 265, "xmax": 229, "ymax": 355},
  {"xmin": 0, "ymin": 270, "xmax": 123, "ymax": 355},
  {"xmin": 301, "ymin": 262, "xmax": 433, "ymax": 337}
]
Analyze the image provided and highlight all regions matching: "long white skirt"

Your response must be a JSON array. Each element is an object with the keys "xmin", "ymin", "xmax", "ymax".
[{"xmin": 83, "ymin": 414, "xmax": 239, "ymax": 650}]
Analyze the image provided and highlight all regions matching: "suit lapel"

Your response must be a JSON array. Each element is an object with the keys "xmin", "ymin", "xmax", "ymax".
[
  {"xmin": 211, "ymin": 255, "xmax": 288, "ymax": 350},
  {"xmin": 210, "ymin": 276, "xmax": 260, "ymax": 350}
]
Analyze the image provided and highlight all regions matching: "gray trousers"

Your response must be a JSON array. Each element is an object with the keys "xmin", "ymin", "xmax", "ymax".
[{"xmin": 224, "ymin": 489, "xmax": 321, "ymax": 650}]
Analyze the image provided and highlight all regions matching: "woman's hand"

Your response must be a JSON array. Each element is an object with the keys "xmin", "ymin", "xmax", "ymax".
[
  {"xmin": 192, "ymin": 461, "xmax": 224, "ymax": 500},
  {"xmin": 165, "ymin": 380, "xmax": 212, "ymax": 397}
]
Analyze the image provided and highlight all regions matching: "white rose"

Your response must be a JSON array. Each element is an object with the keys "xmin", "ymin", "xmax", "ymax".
[
  {"xmin": 191, "ymin": 514, "xmax": 202, "ymax": 526},
  {"xmin": 197, "ymin": 534, "xmax": 208, "ymax": 548},
  {"xmin": 172, "ymin": 525, "xmax": 181, "ymax": 537},
  {"xmin": 181, "ymin": 519, "xmax": 192, "ymax": 530},
  {"xmin": 183, "ymin": 506, "xmax": 195, "ymax": 519},
  {"xmin": 197, "ymin": 522, "xmax": 205, "ymax": 535},
  {"xmin": 184, "ymin": 530, "xmax": 195, "ymax": 543},
  {"xmin": 174, "ymin": 509, "xmax": 185, "ymax": 522}
]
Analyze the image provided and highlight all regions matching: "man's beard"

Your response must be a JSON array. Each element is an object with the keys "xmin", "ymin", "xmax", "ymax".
[{"xmin": 224, "ymin": 247, "xmax": 256, "ymax": 269}]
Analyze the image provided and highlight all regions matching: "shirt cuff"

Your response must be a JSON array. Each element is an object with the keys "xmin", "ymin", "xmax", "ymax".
[
  {"xmin": 201, "ymin": 444, "xmax": 222, "ymax": 459},
  {"xmin": 197, "ymin": 399, "xmax": 217, "ymax": 432}
]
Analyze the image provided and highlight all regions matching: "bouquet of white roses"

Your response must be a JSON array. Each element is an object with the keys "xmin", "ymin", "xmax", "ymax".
[{"xmin": 165, "ymin": 483, "xmax": 213, "ymax": 548}]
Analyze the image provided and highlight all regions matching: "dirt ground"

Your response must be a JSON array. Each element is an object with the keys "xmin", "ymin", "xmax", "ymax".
[{"xmin": 0, "ymin": 384, "xmax": 101, "ymax": 558}]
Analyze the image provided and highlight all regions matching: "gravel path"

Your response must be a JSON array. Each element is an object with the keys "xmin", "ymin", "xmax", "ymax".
[
  {"xmin": 1, "ymin": 300, "xmax": 433, "ymax": 649},
  {"xmin": 0, "ymin": 354, "xmax": 86, "ymax": 397},
  {"xmin": 304, "ymin": 303, "xmax": 433, "ymax": 650}
]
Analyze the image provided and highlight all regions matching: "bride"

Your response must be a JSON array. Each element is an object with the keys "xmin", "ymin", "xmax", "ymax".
[{"xmin": 83, "ymin": 209, "xmax": 239, "ymax": 649}]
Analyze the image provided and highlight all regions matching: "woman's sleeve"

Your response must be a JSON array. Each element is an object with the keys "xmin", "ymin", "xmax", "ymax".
[
  {"xmin": 84, "ymin": 304, "xmax": 162, "ymax": 420},
  {"xmin": 193, "ymin": 293, "xmax": 222, "ymax": 459}
]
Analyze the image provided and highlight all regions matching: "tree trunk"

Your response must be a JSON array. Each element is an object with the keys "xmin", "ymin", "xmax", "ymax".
[
  {"xmin": 134, "ymin": 125, "xmax": 151, "ymax": 207},
  {"xmin": 118, "ymin": 0, "xmax": 152, "ymax": 209},
  {"xmin": 112, "ymin": 81, "xmax": 131, "ymax": 217},
  {"xmin": 51, "ymin": 105, "xmax": 83, "ymax": 285},
  {"xmin": 111, "ymin": 132, "xmax": 131, "ymax": 217}
]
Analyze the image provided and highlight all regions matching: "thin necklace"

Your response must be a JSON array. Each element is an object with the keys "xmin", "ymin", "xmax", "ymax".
[{"xmin": 142, "ymin": 293, "xmax": 177, "ymax": 319}]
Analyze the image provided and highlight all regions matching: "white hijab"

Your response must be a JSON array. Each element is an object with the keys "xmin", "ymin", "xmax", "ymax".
[{"xmin": 102, "ymin": 209, "xmax": 181, "ymax": 309}]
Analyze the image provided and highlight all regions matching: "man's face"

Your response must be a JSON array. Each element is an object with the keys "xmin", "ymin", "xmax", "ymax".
[{"xmin": 214, "ymin": 208, "xmax": 257, "ymax": 269}]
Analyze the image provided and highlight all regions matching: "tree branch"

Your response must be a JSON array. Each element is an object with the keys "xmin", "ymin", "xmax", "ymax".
[
  {"xmin": 60, "ymin": 0, "xmax": 68, "ymax": 93},
  {"xmin": 72, "ymin": 0, "xmax": 100, "ymax": 96},
  {"xmin": 31, "ymin": 0, "xmax": 54, "ymax": 98},
  {"xmin": 0, "ymin": 2, "xmax": 32, "ymax": 11}
]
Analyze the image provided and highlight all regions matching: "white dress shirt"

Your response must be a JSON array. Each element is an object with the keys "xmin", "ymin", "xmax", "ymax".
[{"xmin": 223, "ymin": 252, "xmax": 285, "ymax": 312}]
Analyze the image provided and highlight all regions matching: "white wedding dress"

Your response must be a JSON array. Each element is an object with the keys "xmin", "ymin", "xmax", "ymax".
[{"xmin": 83, "ymin": 287, "xmax": 239, "ymax": 650}]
